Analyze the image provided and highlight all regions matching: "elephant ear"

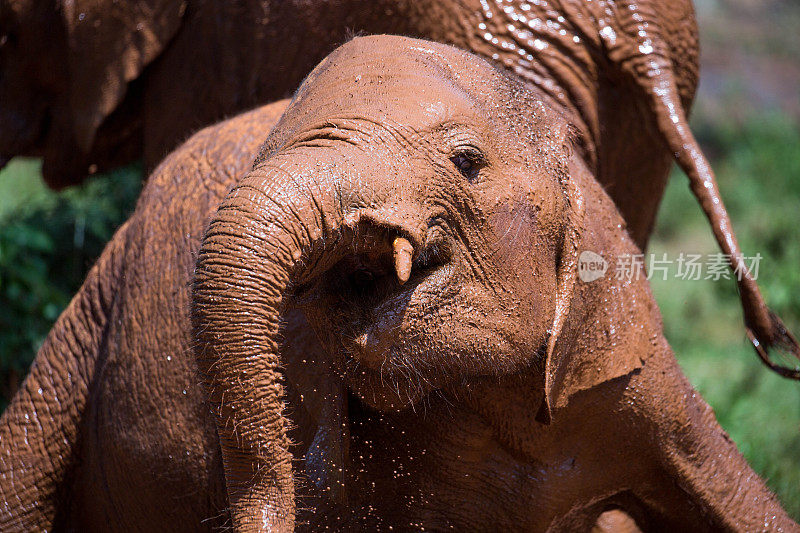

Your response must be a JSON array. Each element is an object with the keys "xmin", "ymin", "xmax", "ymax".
[
  {"xmin": 536, "ymin": 155, "xmax": 647, "ymax": 424},
  {"xmin": 536, "ymin": 161, "xmax": 584, "ymax": 425},
  {"xmin": 61, "ymin": 0, "xmax": 186, "ymax": 152}
]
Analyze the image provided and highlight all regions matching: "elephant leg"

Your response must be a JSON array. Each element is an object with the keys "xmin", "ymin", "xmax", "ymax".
[
  {"xmin": 0, "ymin": 221, "xmax": 129, "ymax": 531},
  {"xmin": 586, "ymin": 0, "xmax": 698, "ymax": 252},
  {"xmin": 595, "ymin": 75, "xmax": 673, "ymax": 250},
  {"xmin": 625, "ymin": 348, "xmax": 795, "ymax": 531}
]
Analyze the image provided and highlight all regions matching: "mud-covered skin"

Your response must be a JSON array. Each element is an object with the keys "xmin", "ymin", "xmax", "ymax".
[
  {"xmin": 0, "ymin": 102, "xmax": 289, "ymax": 531},
  {"xmin": 9, "ymin": 1, "xmax": 793, "ymax": 374},
  {"xmin": 0, "ymin": 0, "xmax": 696, "ymax": 248},
  {"xmin": 1, "ymin": 37, "xmax": 796, "ymax": 532},
  {"xmin": 192, "ymin": 37, "xmax": 792, "ymax": 531}
]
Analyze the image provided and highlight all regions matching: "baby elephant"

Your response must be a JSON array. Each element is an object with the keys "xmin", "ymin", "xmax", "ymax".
[{"xmin": 1, "ymin": 36, "xmax": 797, "ymax": 532}]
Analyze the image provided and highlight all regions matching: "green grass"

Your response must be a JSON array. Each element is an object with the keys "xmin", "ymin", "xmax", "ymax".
[
  {"xmin": 649, "ymin": 114, "xmax": 800, "ymax": 518},
  {"xmin": 0, "ymin": 114, "xmax": 797, "ymax": 519}
]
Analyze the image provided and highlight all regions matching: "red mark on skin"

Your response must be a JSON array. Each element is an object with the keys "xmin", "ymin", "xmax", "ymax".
[{"xmin": 489, "ymin": 199, "xmax": 539, "ymax": 264}]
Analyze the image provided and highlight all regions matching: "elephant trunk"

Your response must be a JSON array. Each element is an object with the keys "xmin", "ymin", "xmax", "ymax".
[
  {"xmin": 192, "ymin": 163, "xmax": 417, "ymax": 531},
  {"xmin": 192, "ymin": 171, "xmax": 302, "ymax": 531}
]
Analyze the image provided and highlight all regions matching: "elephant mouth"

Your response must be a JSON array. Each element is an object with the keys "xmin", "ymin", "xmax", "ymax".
[
  {"xmin": 300, "ymin": 235, "xmax": 448, "ymax": 312},
  {"xmin": 326, "ymin": 242, "xmax": 446, "ymax": 310},
  {"xmin": 291, "ymin": 222, "xmax": 452, "ymax": 382},
  {"xmin": 292, "ymin": 221, "xmax": 449, "ymax": 306}
]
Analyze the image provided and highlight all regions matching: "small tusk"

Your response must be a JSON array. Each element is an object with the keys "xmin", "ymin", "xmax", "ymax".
[{"xmin": 392, "ymin": 237, "xmax": 414, "ymax": 285}]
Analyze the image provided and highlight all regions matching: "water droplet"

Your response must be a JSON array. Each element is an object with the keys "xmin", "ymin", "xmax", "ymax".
[{"xmin": 600, "ymin": 26, "xmax": 616, "ymax": 44}]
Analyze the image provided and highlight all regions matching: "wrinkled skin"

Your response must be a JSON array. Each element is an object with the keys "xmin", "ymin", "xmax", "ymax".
[
  {"xmin": 2, "ymin": 36, "xmax": 797, "ymax": 532},
  {"xmin": 0, "ymin": 0, "xmax": 696, "ymax": 250},
  {"xmin": 6, "ymin": 1, "xmax": 795, "ymax": 374}
]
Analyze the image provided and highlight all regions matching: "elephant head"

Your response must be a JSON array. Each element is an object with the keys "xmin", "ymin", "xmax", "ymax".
[
  {"xmin": 192, "ymin": 35, "xmax": 592, "ymax": 529},
  {"xmin": 193, "ymin": 35, "xmax": 796, "ymax": 530}
]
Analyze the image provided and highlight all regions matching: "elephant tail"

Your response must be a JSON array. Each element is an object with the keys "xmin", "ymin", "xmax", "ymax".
[
  {"xmin": 632, "ymin": 51, "xmax": 800, "ymax": 380},
  {"xmin": 601, "ymin": 0, "xmax": 800, "ymax": 379},
  {"xmin": 645, "ymin": 69, "xmax": 800, "ymax": 379},
  {"xmin": 0, "ymin": 220, "xmax": 130, "ymax": 531}
]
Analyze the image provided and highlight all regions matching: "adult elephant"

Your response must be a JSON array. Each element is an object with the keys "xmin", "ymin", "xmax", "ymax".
[
  {"xmin": 1, "ymin": 0, "xmax": 693, "ymax": 250},
  {"xmin": 1, "ymin": 36, "xmax": 796, "ymax": 532},
  {"xmin": 4, "ymin": 0, "xmax": 796, "ymax": 375}
]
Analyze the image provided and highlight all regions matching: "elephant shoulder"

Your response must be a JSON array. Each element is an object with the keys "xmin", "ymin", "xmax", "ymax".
[
  {"xmin": 142, "ymin": 99, "xmax": 291, "ymax": 208},
  {"xmin": 113, "ymin": 98, "xmax": 292, "ymax": 297}
]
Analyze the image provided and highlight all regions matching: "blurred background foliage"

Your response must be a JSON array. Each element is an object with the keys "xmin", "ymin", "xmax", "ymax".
[
  {"xmin": 0, "ymin": 0, "xmax": 798, "ymax": 519},
  {"xmin": 645, "ymin": 0, "xmax": 800, "ymax": 516},
  {"xmin": 0, "ymin": 161, "xmax": 141, "ymax": 403}
]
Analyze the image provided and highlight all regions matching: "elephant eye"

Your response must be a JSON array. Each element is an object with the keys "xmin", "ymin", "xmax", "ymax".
[{"xmin": 450, "ymin": 148, "xmax": 486, "ymax": 184}]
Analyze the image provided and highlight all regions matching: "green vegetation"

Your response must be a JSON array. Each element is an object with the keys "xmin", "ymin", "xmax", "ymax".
[
  {"xmin": 0, "ymin": 160, "xmax": 142, "ymax": 405},
  {"xmin": 0, "ymin": 114, "xmax": 797, "ymax": 518},
  {"xmin": 649, "ymin": 114, "xmax": 800, "ymax": 518}
]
